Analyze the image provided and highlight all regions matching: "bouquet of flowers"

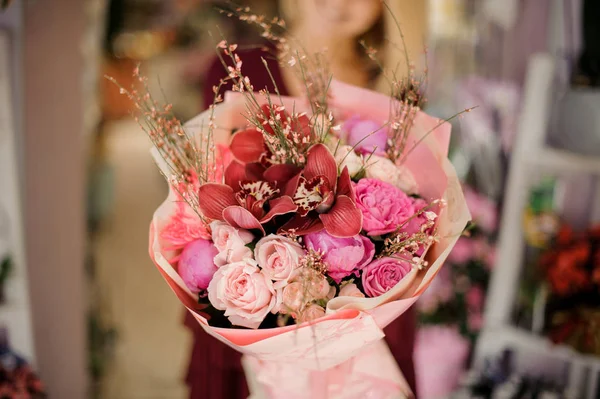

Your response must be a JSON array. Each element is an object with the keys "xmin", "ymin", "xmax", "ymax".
[{"xmin": 113, "ymin": 10, "xmax": 471, "ymax": 397}]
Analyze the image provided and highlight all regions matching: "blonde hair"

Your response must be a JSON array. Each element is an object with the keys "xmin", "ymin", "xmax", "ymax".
[{"xmin": 278, "ymin": 0, "xmax": 428, "ymax": 95}]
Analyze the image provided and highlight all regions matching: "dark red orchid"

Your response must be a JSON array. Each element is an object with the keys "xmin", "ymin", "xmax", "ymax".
[
  {"xmin": 229, "ymin": 104, "xmax": 312, "ymax": 165},
  {"xmin": 197, "ymin": 161, "xmax": 298, "ymax": 234},
  {"xmin": 280, "ymin": 144, "xmax": 363, "ymax": 238}
]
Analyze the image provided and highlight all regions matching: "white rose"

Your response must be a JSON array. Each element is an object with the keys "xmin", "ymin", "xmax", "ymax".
[
  {"xmin": 254, "ymin": 234, "xmax": 305, "ymax": 289},
  {"xmin": 365, "ymin": 155, "xmax": 418, "ymax": 194},
  {"xmin": 210, "ymin": 221, "xmax": 254, "ymax": 267},
  {"xmin": 335, "ymin": 145, "xmax": 363, "ymax": 177},
  {"xmin": 338, "ymin": 282, "xmax": 365, "ymax": 298}
]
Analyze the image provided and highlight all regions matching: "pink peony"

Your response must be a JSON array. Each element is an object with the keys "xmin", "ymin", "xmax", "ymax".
[
  {"xmin": 361, "ymin": 257, "xmax": 412, "ymax": 297},
  {"xmin": 211, "ymin": 221, "xmax": 254, "ymax": 267},
  {"xmin": 353, "ymin": 178, "xmax": 417, "ymax": 236},
  {"xmin": 338, "ymin": 282, "xmax": 365, "ymax": 298},
  {"xmin": 365, "ymin": 155, "xmax": 418, "ymax": 195},
  {"xmin": 178, "ymin": 239, "xmax": 219, "ymax": 293},
  {"xmin": 254, "ymin": 235, "xmax": 304, "ymax": 289},
  {"xmin": 207, "ymin": 259, "xmax": 279, "ymax": 329},
  {"xmin": 298, "ymin": 303, "xmax": 326, "ymax": 323},
  {"xmin": 304, "ymin": 230, "xmax": 374, "ymax": 282},
  {"xmin": 343, "ymin": 116, "xmax": 388, "ymax": 155}
]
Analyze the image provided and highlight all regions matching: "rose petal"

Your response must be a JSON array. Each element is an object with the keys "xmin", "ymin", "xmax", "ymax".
[
  {"xmin": 198, "ymin": 183, "xmax": 238, "ymax": 220},
  {"xmin": 224, "ymin": 161, "xmax": 246, "ymax": 190},
  {"xmin": 336, "ymin": 166, "xmax": 355, "ymax": 200},
  {"xmin": 304, "ymin": 144, "xmax": 338, "ymax": 185},
  {"xmin": 260, "ymin": 196, "xmax": 298, "ymax": 223},
  {"xmin": 230, "ymin": 129, "xmax": 266, "ymax": 163},
  {"xmin": 222, "ymin": 206, "xmax": 265, "ymax": 235},
  {"xmin": 279, "ymin": 214, "xmax": 324, "ymax": 236},
  {"xmin": 319, "ymin": 195, "xmax": 362, "ymax": 237}
]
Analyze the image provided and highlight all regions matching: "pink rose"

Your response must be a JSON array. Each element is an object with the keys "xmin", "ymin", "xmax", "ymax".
[
  {"xmin": 294, "ymin": 268, "xmax": 331, "ymax": 300},
  {"xmin": 280, "ymin": 282, "xmax": 307, "ymax": 314},
  {"xmin": 343, "ymin": 116, "xmax": 388, "ymax": 155},
  {"xmin": 207, "ymin": 259, "xmax": 279, "ymax": 329},
  {"xmin": 353, "ymin": 178, "xmax": 416, "ymax": 236},
  {"xmin": 178, "ymin": 239, "xmax": 219, "ymax": 293},
  {"xmin": 366, "ymin": 155, "xmax": 418, "ymax": 195},
  {"xmin": 304, "ymin": 230, "xmax": 375, "ymax": 282},
  {"xmin": 254, "ymin": 235, "xmax": 304, "ymax": 288},
  {"xmin": 338, "ymin": 282, "xmax": 365, "ymax": 298},
  {"xmin": 298, "ymin": 303, "xmax": 326, "ymax": 323},
  {"xmin": 211, "ymin": 221, "xmax": 254, "ymax": 267},
  {"xmin": 361, "ymin": 257, "xmax": 412, "ymax": 297}
]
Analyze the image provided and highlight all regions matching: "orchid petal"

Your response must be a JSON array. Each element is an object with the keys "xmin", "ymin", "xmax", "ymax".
[
  {"xmin": 279, "ymin": 214, "xmax": 324, "ymax": 236},
  {"xmin": 263, "ymin": 164, "xmax": 301, "ymax": 187},
  {"xmin": 284, "ymin": 173, "xmax": 302, "ymax": 197},
  {"xmin": 197, "ymin": 183, "xmax": 237, "ymax": 220},
  {"xmin": 304, "ymin": 144, "xmax": 338, "ymax": 185},
  {"xmin": 245, "ymin": 162, "xmax": 266, "ymax": 181},
  {"xmin": 336, "ymin": 166, "xmax": 355, "ymax": 200},
  {"xmin": 260, "ymin": 196, "xmax": 298, "ymax": 223},
  {"xmin": 223, "ymin": 206, "xmax": 265, "ymax": 235},
  {"xmin": 319, "ymin": 195, "xmax": 362, "ymax": 238},
  {"xmin": 229, "ymin": 128, "xmax": 266, "ymax": 163},
  {"xmin": 224, "ymin": 161, "xmax": 246, "ymax": 190}
]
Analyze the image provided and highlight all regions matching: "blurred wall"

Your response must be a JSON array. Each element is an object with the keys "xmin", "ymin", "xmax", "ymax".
[{"xmin": 23, "ymin": 0, "xmax": 88, "ymax": 397}]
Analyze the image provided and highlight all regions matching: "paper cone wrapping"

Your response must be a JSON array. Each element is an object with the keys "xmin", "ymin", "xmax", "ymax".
[{"xmin": 148, "ymin": 81, "xmax": 470, "ymax": 395}]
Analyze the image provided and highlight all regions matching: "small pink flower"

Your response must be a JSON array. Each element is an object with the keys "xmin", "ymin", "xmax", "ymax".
[
  {"xmin": 298, "ymin": 303, "xmax": 326, "ymax": 323},
  {"xmin": 366, "ymin": 155, "xmax": 418, "ymax": 195},
  {"xmin": 353, "ymin": 178, "xmax": 416, "ymax": 236},
  {"xmin": 178, "ymin": 239, "xmax": 219, "ymax": 293},
  {"xmin": 304, "ymin": 230, "xmax": 374, "ymax": 282},
  {"xmin": 210, "ymin": 221, "xmax": 254, "ymax": 267},
  {"xmin": 293, "ymin": 267, "xmax": 331, "ymax": 300},
  {"xmin": 280, "ymin": 282, "xmax": 306, "ymax": 314},
  {"xmin": 338, "ymin": 282, "xmax": 365, "ymax": 298},
  {"xmin": 342, "ymin": 116, "xmax": 388, "ymax": 155},
  {"xmin": 207, "ymin": 259, "xmax": 279, "ymax": 329},
  {"xmin": 254, "ymin": 235, "xmax": 304, "ymax": 288},
  {"xmin": 361, "ymin": 257, "xmax": 412, "ymax": 297}
]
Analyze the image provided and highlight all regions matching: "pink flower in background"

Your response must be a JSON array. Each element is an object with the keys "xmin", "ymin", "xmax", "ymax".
[
  {"xmin": 414, "ymin": 326, "xmax": 471, "ymax": 399},
  {"xmin": 466, "ymin": 286, "xmax": 484, "ymax": 312},
  {"xmin": 179, "ymin": 239, "xmax": 219, "ymax": 293},
  {"xmin": 365, "ymin": 155, "xmax": 418, "ymax": 195},
  {"xmin": 362, "ymin": 257, "xmax": 412, "ymax": 297},
  {"xmin": 417, "ymin": 267, "xmax": 453, "ymax": 313},
  {"xmin": 468, "ymin": 312, "xmax": 484, "ymax": 331},
  {"xmin": 354, "ymin": 178, "xmax": 416, "ymax": 236},
  {"xmin": 342, "ymin": 116, "xmax": 388, "ymax": 155},
  {"xmin": 464, "ymin": 187, "xmax": 497, "ymax": 233},
  {"xmin": 254, "ymin": 235, "xmax": 304, "ymax": 288},
  {"xmin": 304, "ymin": 230, "xmax": 374, "ymax": 282},
  {"xmin": 207, "ymin": 259, "xmax": 279, "ymax": 329},
  {"xmin": 338, "ymin": 282, "xmax": 365, "ymax": 298},
  {"xmin": 298, "ymin": 303, "xmax": 326, "ymax": 323},
  {"xmin": 447, "ymin": 238, "xmax": 476, "ymax": 265},
  {"xmin": 211, "ymin": 221, "xmax": 254, "ymax": 267}
]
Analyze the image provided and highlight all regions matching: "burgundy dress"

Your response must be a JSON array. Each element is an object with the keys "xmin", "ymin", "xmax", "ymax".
[{"xmin": 184, "ymin": 46, "xmax": 418, "ymax": 399}]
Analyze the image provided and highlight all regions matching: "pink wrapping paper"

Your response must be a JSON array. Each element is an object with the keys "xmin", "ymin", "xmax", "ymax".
[{"xmin": 148, "ymin": 80, "xmax": 471, "ymax": 397}]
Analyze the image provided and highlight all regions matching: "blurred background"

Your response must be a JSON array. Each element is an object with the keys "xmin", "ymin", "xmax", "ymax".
[{"xmin": 1, "ymin": 0, "xmax": 600, "ymax": 398}]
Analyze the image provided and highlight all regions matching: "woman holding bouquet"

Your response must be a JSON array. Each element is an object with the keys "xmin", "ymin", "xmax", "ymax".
[{"xmin": 184, "ymin": 1, "xmax": 428, "ymax": 397}]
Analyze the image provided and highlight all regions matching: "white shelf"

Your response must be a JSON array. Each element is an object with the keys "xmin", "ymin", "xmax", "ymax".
[{"xmin": 528, "ymin": 147, "xmax": 600, "ymax": 174}]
